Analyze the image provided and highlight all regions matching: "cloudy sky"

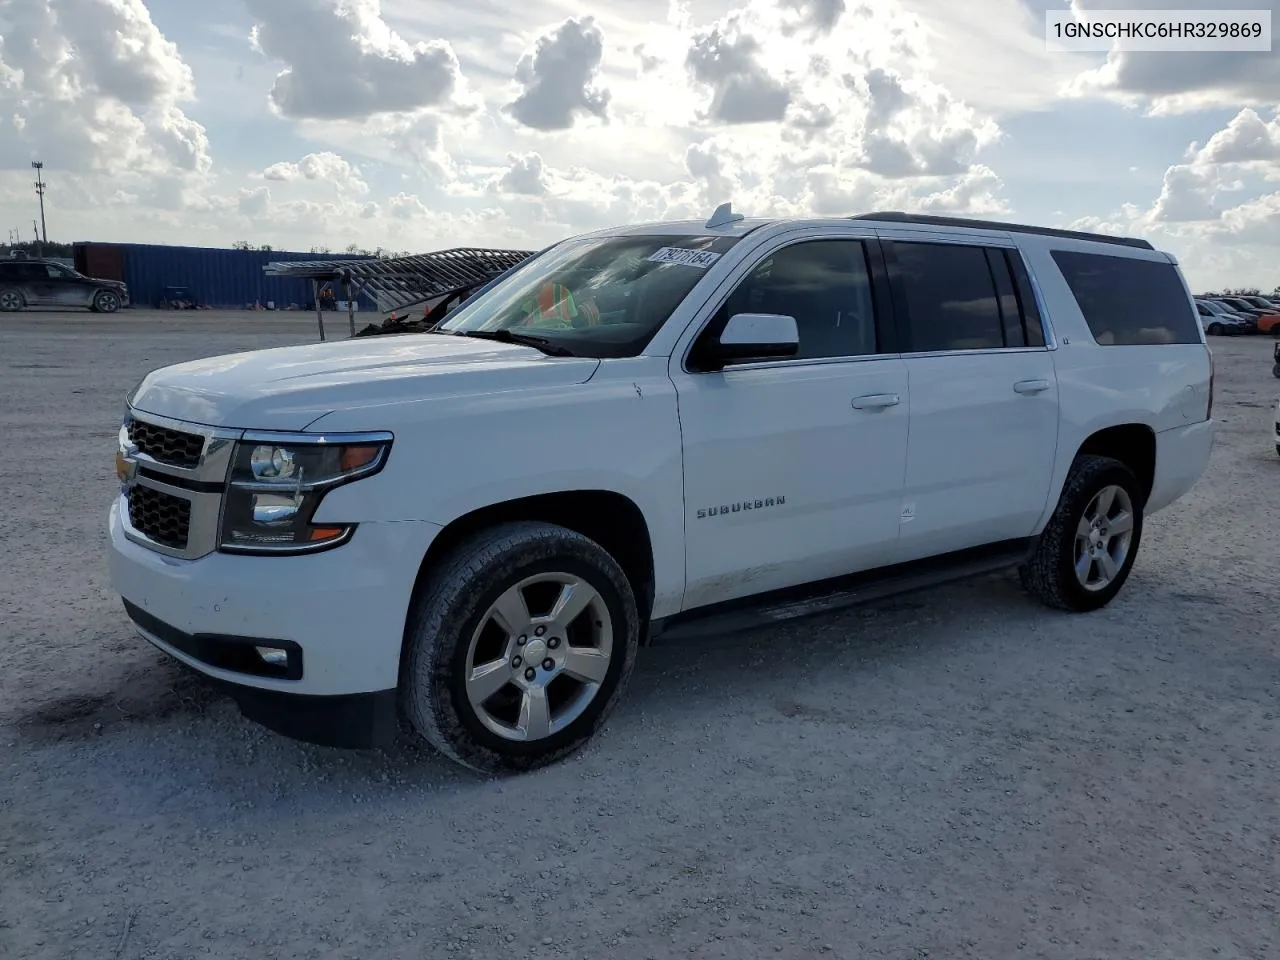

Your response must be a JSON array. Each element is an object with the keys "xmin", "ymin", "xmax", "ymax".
[{"xmin": 0, "ymin": 0, "xmax": 1276, "ymax": 290}]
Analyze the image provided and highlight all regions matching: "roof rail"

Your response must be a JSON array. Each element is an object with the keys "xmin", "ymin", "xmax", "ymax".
[{"xmin": 849, "ymin": 211, "xmax": 1155, "ymax": 251}]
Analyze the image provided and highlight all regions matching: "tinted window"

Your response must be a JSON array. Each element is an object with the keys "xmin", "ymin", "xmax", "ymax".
[
  {"xmin": 1051, "ymin": 250, "xmax": 1200, "ymax": 345},
  {"xmin": 712, "ymin": 240, "xmax": 879, "ymax": 360},
  {"xmin": 892, "ymin": 242, "xmax": 1005, "ymax": 352},
  {"xmin": 7, "ymin": 263, "xmax": 44, "ymax": 280}
]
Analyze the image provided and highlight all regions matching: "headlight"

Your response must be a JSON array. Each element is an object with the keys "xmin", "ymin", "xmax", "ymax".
[{"xmin": 218, "ymin": 430, "xmax": 393, "ymax": 554}]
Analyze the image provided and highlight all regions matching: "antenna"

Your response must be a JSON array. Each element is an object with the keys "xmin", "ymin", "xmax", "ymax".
[{"xmin": 705, "ymin": 202, "xmax": 745, "ymax": 229}]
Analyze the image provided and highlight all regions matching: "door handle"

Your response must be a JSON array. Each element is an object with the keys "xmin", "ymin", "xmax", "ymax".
[
  {"xmin": 851, "ymin": 393, "xmax": 901, "ymax": 410},
  {"xmin": 1013, "ymin": 379, "xmax": 1051, "ymax": 395}
]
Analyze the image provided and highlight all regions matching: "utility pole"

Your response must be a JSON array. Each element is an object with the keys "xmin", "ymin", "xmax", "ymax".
[{"xmin": 32, "ymin": 160, "xmax": 47, "ymax": 257}]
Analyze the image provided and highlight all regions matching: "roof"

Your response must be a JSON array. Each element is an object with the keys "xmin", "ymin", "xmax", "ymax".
[{"xmin": 264, "ymin": 246, "xmax": 535, "ymax": 313}]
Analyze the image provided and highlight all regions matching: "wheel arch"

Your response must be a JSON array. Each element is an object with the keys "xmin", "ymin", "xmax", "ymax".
[
  {"xmin": 407, "ymin": 489, "xmax": 657, "ymax": 632},
  {"xmin": 1072, "ymin": 423, "xmax": 1156, "ymax": 507}
]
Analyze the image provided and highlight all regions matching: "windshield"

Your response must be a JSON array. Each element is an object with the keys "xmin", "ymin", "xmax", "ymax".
[{"xmin": 436, "ymin": 233, "xmax": 742, "ymax": 358}]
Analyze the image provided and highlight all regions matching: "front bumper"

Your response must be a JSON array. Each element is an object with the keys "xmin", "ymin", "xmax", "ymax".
[{"xmin": 108, "ymin": 498, "xmax": 440, "ymax": 746}]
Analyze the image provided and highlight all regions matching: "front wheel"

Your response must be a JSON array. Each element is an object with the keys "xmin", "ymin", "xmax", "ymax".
[
  {"xmin": 1207, "ymin": 323, "xmax": 1223, "ymax": 336},
  {"xmin": 401, "ymin": 521, "xmax": 640, "ymax": 774},
  {"xmin": 1271, "ymin": 326, "xmax": 1280, "ymax": 339},
  {"xmin": 1272, "ymin": 363, "xmax": 1280, "ymax": 379},
  {"xmin": 1019, "ymin": 455, "xmax": 1144, "ymax": 613},
  {"xmin": 93, "ymin": 289, "xmax": 121, "ymax": 313}
]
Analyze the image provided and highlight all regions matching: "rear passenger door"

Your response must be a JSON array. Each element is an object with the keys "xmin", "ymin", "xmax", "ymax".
[{"xmin": 882, "ymin": 236, "xmax": 1060, "ymax": 562}]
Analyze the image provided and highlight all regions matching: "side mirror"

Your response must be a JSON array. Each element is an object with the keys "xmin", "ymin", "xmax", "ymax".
[{"xmin": 696, "ymin": 312, "xmax": 799, "ymax": 370}]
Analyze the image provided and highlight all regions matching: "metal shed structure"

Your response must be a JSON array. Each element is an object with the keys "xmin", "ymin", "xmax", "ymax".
[{"xmin": 265, "ymin": 246, "xmax": 536, "ymax": 340}]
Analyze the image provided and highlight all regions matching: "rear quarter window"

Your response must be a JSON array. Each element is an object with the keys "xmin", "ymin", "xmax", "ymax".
[{"xmin": 1050, "ymin": 250, "xmax": 1200, "ymax": 346}]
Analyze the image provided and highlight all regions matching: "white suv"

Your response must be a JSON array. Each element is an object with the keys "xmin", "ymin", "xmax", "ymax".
[{"xmin": 108, "ymin": 208, "xmax": 1215, "ymax": 773}]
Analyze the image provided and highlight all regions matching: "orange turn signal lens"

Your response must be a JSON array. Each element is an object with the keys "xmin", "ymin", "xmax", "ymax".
[
  {"xmin": 338, "ymin": 445, "xmax": 381, "ymax": 472},
  {"xmin": 308, "ymin": 526, "xmax": 346, "ymax": 542}
]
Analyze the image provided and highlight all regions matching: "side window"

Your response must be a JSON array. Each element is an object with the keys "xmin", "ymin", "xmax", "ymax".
[
  {"xmin": 712, "ymin": 239, "xmax": 879, "ymax": 360},
  {"xmin": 891, "ymin": 241, "xmax": 1006, "ymax": 352},
  {"xmin": 1050, "ymin": 249, "xmax": 1201, "ymax": 346}
]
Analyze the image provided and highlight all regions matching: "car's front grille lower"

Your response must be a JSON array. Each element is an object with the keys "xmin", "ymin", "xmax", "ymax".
[
  {"xmin": 126, "ymin": 485, "xmax": 192, "ymax": 550},
  {"xmin": 126, "ymin": 417, "xmax": 205, "ymax": 469}
]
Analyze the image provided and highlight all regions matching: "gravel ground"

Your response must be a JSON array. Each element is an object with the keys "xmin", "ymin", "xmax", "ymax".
[{"xmin": 2, "ymin": 310, "xmax": 1278, "ymax": 960}]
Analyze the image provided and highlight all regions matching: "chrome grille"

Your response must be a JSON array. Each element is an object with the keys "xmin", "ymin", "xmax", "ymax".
[
  {"xmin": 126, "ymin": 417, "xmax": 205, "ymax": 469},
  {"xmin": 126, "ymin": 485, "xmax": 192, "ymax": 549}
]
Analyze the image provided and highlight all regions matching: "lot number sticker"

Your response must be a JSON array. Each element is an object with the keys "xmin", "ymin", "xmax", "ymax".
[{"xmin": 647, "ymin": 247, "xmax": 722, "ymax": 268}]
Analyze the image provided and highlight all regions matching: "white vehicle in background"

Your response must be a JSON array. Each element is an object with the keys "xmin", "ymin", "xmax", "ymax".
[
  {"xmin": 1194, "ymin": 298, "xmax": 1252, "ymax": 336},
  {"xmin": 108, "ymin": 207, "xmax": 1215, "ymax": 773}
]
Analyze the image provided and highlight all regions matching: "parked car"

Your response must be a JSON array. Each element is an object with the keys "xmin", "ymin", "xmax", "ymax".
[
  {"xmin": 0, "ymin": 257, "xmax": 129, "ymax": 313},
  {"xmin": 109, "ymin": 208, "xmax": 1215, "ymax": 773},
  {"xmin": 1195, "ymin": 300, "xmax": 1252, "ymax": 335},
  {"xmin": 1205, "ymin": 298, "xmax": 1260, "ymax": 333}
]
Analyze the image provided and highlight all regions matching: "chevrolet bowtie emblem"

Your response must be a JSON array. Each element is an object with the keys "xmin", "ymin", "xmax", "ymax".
[{"xmin": 116, "ymin": 443, "xmax": 140, "ymax": 486}]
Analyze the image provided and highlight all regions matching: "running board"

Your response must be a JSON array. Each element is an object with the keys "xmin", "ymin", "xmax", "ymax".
[{"xmin": 647, "ymin": 538, "xmax": 1035, "ymax": 645}]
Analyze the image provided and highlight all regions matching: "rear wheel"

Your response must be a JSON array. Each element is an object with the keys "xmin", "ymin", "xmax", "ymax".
[
  {"xmin": 1271, "ymin": 326, "xmax": 1280, "ymax": 339},
  {"xmin": 0, "ymin": 287, "xmax": 23, "ymax": 312},
  {"xmin": 93, "ymin": 289, "xmax": 121, "ymax": 313},
  {"xmin": 1019, "ymin": 455, "xmax": 1144, "ymax": 613},
  {"xmin": 401, "ymin": 521, "xmax": 640, "ymax": 774}
]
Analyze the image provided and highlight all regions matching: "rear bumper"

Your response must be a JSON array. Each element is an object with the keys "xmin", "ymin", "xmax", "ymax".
[{"xmin": 1147, "ymin": 418, "xmax": 1215, "ymax": 514}]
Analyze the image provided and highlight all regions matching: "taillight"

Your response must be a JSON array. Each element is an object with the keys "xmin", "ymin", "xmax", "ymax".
[{"xmin": 1206, "ymin": 348, "xmax": 1215, "ymax": 420}]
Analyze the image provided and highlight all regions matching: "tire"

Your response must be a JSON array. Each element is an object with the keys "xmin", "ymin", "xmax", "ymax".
[
  {"xmin": 402, "ymin": 521, "xmax": 640, "ymax": 774},
  {"xmin": 1018, "ymin": 454, "xmax": 1144, "ymax": 613},
  {"xmin": 1272, "ymin": 363, "xmax": 1280, "ymax": 379},
  {"xmin": 1271, "ymin": 326, "xmax": 1280, "ymax": 339},
  {"xmin": 1206, "ymin": 323, "xmax": 1223, "ymax": 336},
  {"xmin": 93, "ymin": 289, "xmax": 121, "ymax": 313},
  {"xmin": 0, "ymin": 286, "xmax": 23, "ymax": 312}
]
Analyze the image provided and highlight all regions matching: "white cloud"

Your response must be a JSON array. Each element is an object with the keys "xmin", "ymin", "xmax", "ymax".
[
  {"xmin": 685, "ymin": 23, "xmax": 792, "ymax": 124},
  {"xmin": 504, "ymin": 17, "xmax": 611, "ymax": 131},
  {"xmin": 262, "ymin": 151, "xmax": 370, "ymax": 195},
  {"xmin": 0, "ymin": 0, "xmax": 210, "ymax": 175},
  {"xmin": 491, "ymin": 152, "xmax": 549, "ymax": 196},
  {"xmin": 1062, "ymin": 0, "xmax": 1280, "ymax": 113},
  {"xmin": 244, "ymin": 0, "xmax": 473, "ymax": 120}
]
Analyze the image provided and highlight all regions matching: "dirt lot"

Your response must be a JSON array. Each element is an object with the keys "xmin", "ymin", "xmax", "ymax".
[{"xmin": 2, "ymin": 309, "xmax": 1278, "ymax": 960}]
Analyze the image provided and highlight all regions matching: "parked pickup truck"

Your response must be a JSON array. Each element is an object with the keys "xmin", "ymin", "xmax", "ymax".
[{"xmin": 109, "ymin": 207, "xmax": 1215, "ymax": 773}]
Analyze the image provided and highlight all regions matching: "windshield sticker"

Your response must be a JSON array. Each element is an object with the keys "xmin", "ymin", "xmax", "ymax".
[{"xmin": 647, "ymin": 247, "xmax": 722, "ymax": 268}]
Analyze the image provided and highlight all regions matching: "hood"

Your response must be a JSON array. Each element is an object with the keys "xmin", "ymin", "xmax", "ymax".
[{"xmin": 129, "ymin": 333, "xmax": 601, "ymax": 431}]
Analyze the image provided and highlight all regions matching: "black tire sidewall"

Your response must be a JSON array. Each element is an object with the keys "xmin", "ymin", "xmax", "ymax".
[
  {"xmin": 1051, "ymin": 459, "xmax": 1144, "ymax": 611},
  {"xmin": 405, "ymin": 525, "xmax": 639, "ymax": 772},
  {"xmin": 1208, "ymin": 324, "xmax": 1222, "ymax": 336}
]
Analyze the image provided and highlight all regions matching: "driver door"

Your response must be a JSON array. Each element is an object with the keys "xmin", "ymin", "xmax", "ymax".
[{"xmin": 670, "ymin": 231, "xmax": 909, "ymax": 612}]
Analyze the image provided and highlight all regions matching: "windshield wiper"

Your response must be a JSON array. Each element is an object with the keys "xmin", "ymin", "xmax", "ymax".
[{"xmin": 456, "ymin": 329, "xmax": 575, "ymax": 357}]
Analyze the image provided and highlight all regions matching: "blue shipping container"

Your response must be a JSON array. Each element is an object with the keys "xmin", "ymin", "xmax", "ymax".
[{"xmin": 72, "ymin": 241, "xmax": 379, "ymax": 311}]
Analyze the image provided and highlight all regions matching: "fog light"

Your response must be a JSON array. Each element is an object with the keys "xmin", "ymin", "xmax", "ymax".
[
  {"xmin": 255, "ymin": 646, "xmax": 289, "ymax": 667},
  {"xmin": 251, "ymin": 493, "xmax": 300, "ymax": 524}
]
